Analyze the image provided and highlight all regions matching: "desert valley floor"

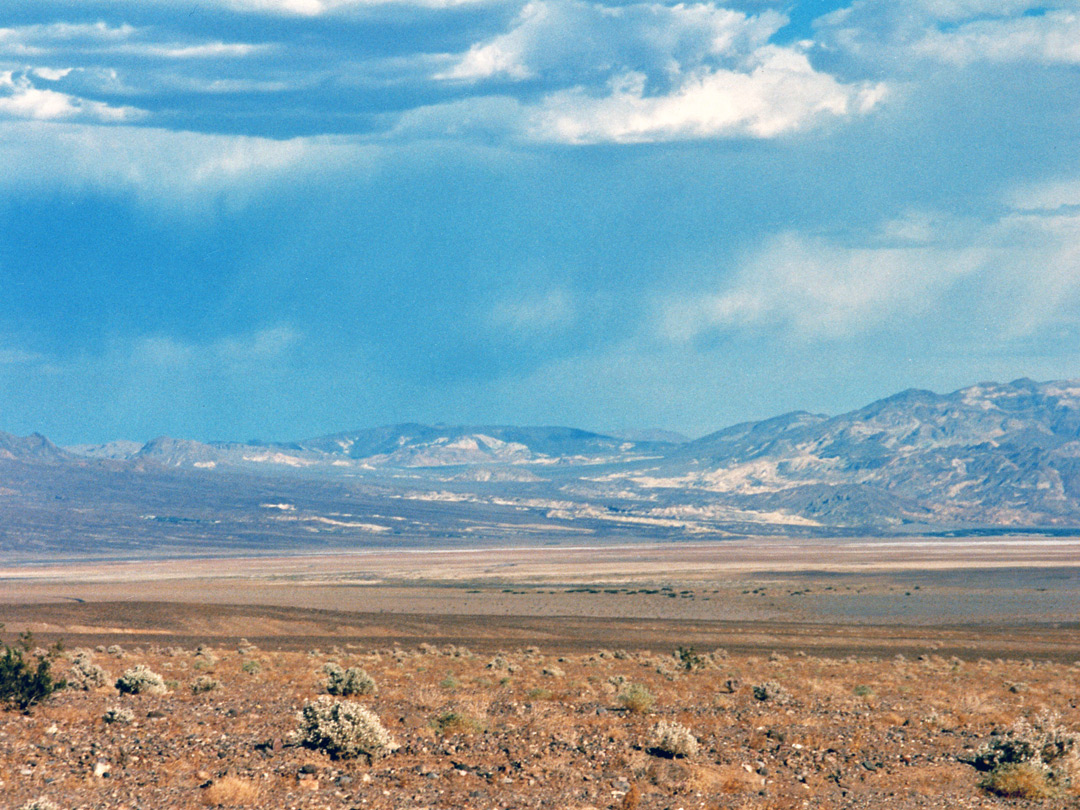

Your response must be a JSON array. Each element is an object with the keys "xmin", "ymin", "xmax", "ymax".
[{"xmin": 1, "ymin": 537, "xmax": 1078, "ymax": 809}]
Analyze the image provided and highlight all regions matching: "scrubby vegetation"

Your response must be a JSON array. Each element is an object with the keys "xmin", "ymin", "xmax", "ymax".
[
  {"xmin": 3, "ymin": 640, "xmax": 1080, "ymax": 809},
  {"xmin": 115, "ymin": 664, "xmax": 167, "ymax": 695},
  {"xmin": 0, "ymin": 630, "xmax": 64, "ymax": 712},
  {"xmin": 297, "ymin": 696, "xmax": 396, "ymax": 759},
  {"xmin": 324, "ymin": 662, "xmax": 377, "ymax": 696}
]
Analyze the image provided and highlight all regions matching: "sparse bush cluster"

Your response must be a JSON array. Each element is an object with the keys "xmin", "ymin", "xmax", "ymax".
[
  {"xmin": 649, "ymin": 720, "xmax": 699, "ymax": 758},
  {"xmin": 116, "ymin": 664, "xmax": 167, "ymax": 695},
  {"xmin": 324, "ymin": 663, "xmax": 377, "ymax": 696},
  {"xmin": 66, "ymin": 650, "xmax": 110, "ymax": 691},
  {"xmin": 297, "ymin": 696, "xmax": 396, "ymax": 760},
  {"xmin": 973, "ymin": 714, "xmax": 1080, "ymax": 799}
]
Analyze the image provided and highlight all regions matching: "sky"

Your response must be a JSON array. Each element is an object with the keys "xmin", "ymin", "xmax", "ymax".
[{"xmin": 2, "ymin": 0, "xmax": 1080, "ymax": 444}]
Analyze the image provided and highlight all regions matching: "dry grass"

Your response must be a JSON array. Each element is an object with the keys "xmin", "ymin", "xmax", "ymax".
[
  {"xmin": 3, "ymin": 640, "xmax": 1080, "ymax": 809},
  {"xmin": 201, "ymin": 776, "xmax": 261, "ymax": 807}
]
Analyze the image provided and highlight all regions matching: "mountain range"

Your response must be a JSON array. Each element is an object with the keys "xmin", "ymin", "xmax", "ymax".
[{"xmin": 4, "ymin": 378, "xmax": 1080, "ymax": 560}]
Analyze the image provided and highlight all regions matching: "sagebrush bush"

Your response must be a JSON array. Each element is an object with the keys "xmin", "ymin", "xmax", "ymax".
[
  {"xmin": 753, "ymin": 681, "xmax": 790, "ymax": 703},
  {"xmin": 191, "ymin": 675, "xmax": 220, "ymax": 694},
  {"xmin": 116, "ymin": 664, "xmax": 167, "ymax": 695},
  {"xmin": 297, "ymin": 696, "xmax": 397, "ymax": 760},
  {"xmin": 66, "ymin": 651, "xmax": 110, "ymax": 691},
  {"xmin": 324, "ymin": 663, "xmax": 377, "ymax": 696},
  {"xmin": 103, "ymin": 706, "xmax": 135, "ymax": 724},
  {"xmin": 649, "ymin": 720, "xmax": 699, "ymax": 758},
  {"xmin": 618, "ymin": 683, "xmax": 655, "ymax": 714}
]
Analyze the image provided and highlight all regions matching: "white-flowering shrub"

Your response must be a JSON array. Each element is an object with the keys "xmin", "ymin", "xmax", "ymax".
[
  {"xmin": 67, "ymin": 651, "xmax": 110, "ymax": 691},
  {"xmin": 649, "ymin": 720, "xmax": 699, "ymax": 758},
  {"xmin": 103, "ymin": 706, "xmax": 135, "ymax": 724},
  {"xmin": 324, "ymin": 663, "xmax": 377, "ymax": 697},
  {"xmin": 298, "ymin": 696, "xmax": 397, "ymax": 760},
  {"xmin": 116, "ymin": 665, "xmax": 167, "ymax": 695}
]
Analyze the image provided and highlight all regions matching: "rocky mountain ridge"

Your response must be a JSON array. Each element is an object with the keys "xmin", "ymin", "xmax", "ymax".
[{"xmin": 3, "ymin": 378, "xmax": 1080, "ymax": 561}]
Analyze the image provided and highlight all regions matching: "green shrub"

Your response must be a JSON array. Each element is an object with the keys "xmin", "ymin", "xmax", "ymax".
[{"xmin": 0, "ymin": 631, "xmax": 65, "ymax": 712}]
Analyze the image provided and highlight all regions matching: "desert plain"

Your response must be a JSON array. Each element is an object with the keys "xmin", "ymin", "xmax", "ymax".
[{"xmin": 1, "ymin": 536, "xmax": 1078, "ymax": 809}]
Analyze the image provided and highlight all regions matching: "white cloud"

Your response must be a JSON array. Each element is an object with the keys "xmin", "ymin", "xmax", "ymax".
[
  {"xmin": 0, "ymin": 119, "xmax": 366, "ymax": 207},
  {"xmin": 659, "ymin": 196, "xmax": 1080, "ymax": 343},
  {"xmin": 438, "ymin": 0, "xmax": 885, "ymax": 143},
  {"xmin": 913, "ymin": 10, "xmax": 1080, "ymax": 66},
  {"xmin": 533, "ymin": 47, "xmax": 885, "ymax": 143},
  {"xmin": 0, "ymin": 71, "xmax": 143, "ymax": 122},
  {"xmin": 660, "ymin": 231, "xmax": 985, "ymax": 341},
  {"xmin": 818, "ymin": 2, "xmax": 1080, "ymax": 69}
]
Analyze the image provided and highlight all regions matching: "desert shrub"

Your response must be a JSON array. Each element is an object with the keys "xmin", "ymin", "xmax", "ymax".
[
  {"xmin": 675, "ymin": 646, "xmax": 705, "ymax": 672},
  {"xmin": 191, "ymin": 675, "xmax": 219, "ymax": 694},
  {"xmin": 103, "ymin": 706, "xmax": 135, "ymax": 724},
  {"xmin": 431, "ymin": 708, "xmax": 485, "ymax": 735},
  {"xmin": 618, "ymin": 683, "xmax": 655, "ymax": 715},
  {"xmin": 193, "ymin": 645, "xmax": 218, "ymax": 670},
  {"xmin": 324, "ymin": 663, "xmax": 377, "ymax": 696},
  {"xmin": 980, "ymin": 762, "xmax": 1056, "ymax": 799},
  {"xmin": 526, "ymin": 687, "xmax": 554, "ymax": 700},
  {"xmin": 107, "ymin": 644, "xmax": 124, "ymax": 658},
  {"xmin": 66, "ymin": 651, "xmax": 110, "ymax": 691},
  {"xmin": 297, "ymin": 696, "xmax": 397, "ymax": 760},
  {"xmin": 116, "ymin": 664, "xmax": 167, "ymax": 695},
  {"xmin": 486, "ymin": 655, "xmax": 516, "ymax": 673},
  {"xmin": 541, "ymin": 665, "xmax": 565, "ymax": 678},
  {"xmin": 242, "ymin": 659, "xmax": 262, "ymax": 675},
  {"xmin": 0, "ymin": 632, "xmax": 65, "ymax": 712},
  {"xmin": 753, "ymin": 681, "xmax": 791, "ymax": 702},
  {"xmin": 17, "ymin": 799, "xmax": 60, "ymax": 810},
  {"xmin": 438, "ymin": 673, "xmax": 461, "ymax": 691},
  {"xmin": 649, "ymin": 720, "xmax": 699, "ymax": 758},
  {"xmin": 237, "ymin": 638, "xmax": 258, "ymax": 655},
  {"xmin": 973, "ymin": 714, "xmax": 1080, "ymax": 798},
  {"xmin": 853, "ymin": 684, "xmax": 873, "ymax": 697}
]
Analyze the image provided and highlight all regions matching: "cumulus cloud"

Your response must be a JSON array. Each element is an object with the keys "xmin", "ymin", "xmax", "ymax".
[
  {"xmin": 438, "ymin": 0, "xmax": 885, "ymax": 143},
  {"xmin": 532, "ymin": 47, "xmax": 885, "ymax": 143}
]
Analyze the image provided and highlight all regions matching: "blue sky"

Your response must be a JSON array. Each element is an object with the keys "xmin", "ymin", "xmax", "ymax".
[{"xmin": 2, "ymin": 0, "xmax": 1080, "ymax": 443}]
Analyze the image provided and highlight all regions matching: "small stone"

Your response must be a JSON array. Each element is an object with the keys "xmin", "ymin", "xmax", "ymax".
[{"xmin": 93, "ymin": 761, "xmax": 110, "ymax": 778}]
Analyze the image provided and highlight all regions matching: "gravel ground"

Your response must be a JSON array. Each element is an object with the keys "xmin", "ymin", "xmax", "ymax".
[{"xmin": 4, "ymin": 641, "xmax": 1080, "ymax": 810}]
